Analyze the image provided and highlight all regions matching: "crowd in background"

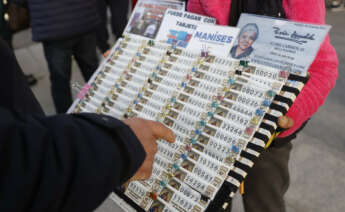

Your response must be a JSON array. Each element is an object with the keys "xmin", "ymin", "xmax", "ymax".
[{"xmin": 0, "ymin": 0, "xmax": 132, "ymax": 113}]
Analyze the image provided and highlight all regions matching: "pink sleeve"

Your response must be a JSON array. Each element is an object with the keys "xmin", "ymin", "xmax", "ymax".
[
  {"xmin": 279, "ymin": 0, "xmax": 339, "ymax": 137},
  {"xmin": 187, "ymin": 0, "xmax": 207, "ymax": 16},
  {"xmin": 187, "ymin": 0, "xmax": 231, "ymax": 25}
]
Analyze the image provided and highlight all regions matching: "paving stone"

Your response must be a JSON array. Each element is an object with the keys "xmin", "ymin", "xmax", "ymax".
[
  {"xmin": 286, "ymin": 133, "xmax": 345, "ymax": 212},
  {"xmin": 12, "ymin": 29, "xmax": 35, "ymax": 50},
  {"xmin": 95, "ymin": 198, "xmax": 125, "ymax": 212}
]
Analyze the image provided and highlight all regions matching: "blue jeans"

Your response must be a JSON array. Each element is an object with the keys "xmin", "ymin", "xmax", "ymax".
[{"xmin": 43, "ymin": 33, "xmax": 98, "ymax": 113}]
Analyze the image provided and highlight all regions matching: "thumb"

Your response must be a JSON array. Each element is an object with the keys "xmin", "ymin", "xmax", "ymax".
[
  {"xmin": 148, "ymin": 121, "xmax": 175, "ymax": 143},
  {"xmin": 278, "ymin": 116, "xmax": 294, "ymax": 129}
]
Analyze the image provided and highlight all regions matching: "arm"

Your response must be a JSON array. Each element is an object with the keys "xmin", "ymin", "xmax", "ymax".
[
  {"xmin": 8, "ymin": 0, "xmax": 27, "ymax": 5},
  {"xmin": 0, "ymin": 109, "xmax": 145, "ymax": 212},
  {"xmin": 279, "ymin": 0, "xmax": 338, "ymax": 137}
]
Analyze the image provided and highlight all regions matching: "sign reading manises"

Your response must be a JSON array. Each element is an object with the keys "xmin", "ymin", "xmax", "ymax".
[
  {"xmin": 188, "ymin": 24, "xmax": 240, "ymax": 57},
  {"xmin": 234, "ymin": 13, "xmax": 331, "ymax": 76}
]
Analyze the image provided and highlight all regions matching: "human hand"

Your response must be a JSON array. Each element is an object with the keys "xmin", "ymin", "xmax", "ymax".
[
  {"xmin": 103, "ymin": 50, "xmax": 110, "ymax": 58},
  {"xmin": 123, "ymin": 118, "xmax": 175, "ymax": 181},
  {"xmin": 278, "ymin": 116, "xmax": 294, "ymax": 129}
]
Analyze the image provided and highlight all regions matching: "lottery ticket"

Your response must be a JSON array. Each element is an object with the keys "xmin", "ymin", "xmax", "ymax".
[{"xmin": 69, "ymin": 35, "xmax": 308, "ymax": 212}]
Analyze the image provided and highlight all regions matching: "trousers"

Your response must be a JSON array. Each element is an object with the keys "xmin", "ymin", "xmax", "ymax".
[
  {"xmin": 225, "ymin": 119, "xmax": 310, "ymax": 212},
  {"xmin": 43, "ymin": 33, "xmax": 98, "ymax": 113},
  {"xmin": 244, "ymin": 140, "xmax": 292, "ymax": 212},
  {"xmin": 96, "ymin": 0, "xmax": 129, "ymax": 53},
  {"xmin": 224, "ymin": 140, "xmax": 292, "ymax": 212}
]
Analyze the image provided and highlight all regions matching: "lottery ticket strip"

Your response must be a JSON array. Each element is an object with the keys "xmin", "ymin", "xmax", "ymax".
[{"xmin": 69, "ymin": 35, "xmax": 308, "ymax": 212}]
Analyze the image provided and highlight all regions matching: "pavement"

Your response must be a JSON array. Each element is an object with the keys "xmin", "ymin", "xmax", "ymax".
[{"xmin": 11, "ymin": 9, "xmax": 345, "ymax": 212}]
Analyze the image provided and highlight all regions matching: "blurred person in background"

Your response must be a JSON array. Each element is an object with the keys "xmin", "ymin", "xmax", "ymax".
[
  {"xmin": 0, "ymin": 0, "xmax": 12, "ymax": 46},
  {"xmin": 96, "ymin": 0, "xmax": 129, "ymax": 56},
  {"xmin": 1, "ymin": 0, "xmax": 37, "ymax": 86},
  {"xmin": 12, "ymin": 0, "xmax": 100, "ymax": 114}
]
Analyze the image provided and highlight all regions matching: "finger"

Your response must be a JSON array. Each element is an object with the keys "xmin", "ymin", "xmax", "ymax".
[
  {"xmin": 278, "ymin": 116, "xmax": 294, "ymax": 129},
  {"xmin": 136, "ymin": 171, "xmax": 151, "ymax": 181},
  {"xmin": 152, "ymin": 142, "xmax": 158, "ymax": 154},
  {"xmin": 148, "ymin": 121, "xmax": 175, "ymax": 143},
  {"xmin": 129, "ymin": 165, "xmax": 152, "ymax": 181},
  {"xmin": 286, "ymin": 117, "xmax": 294, "ymax": 128},
  {"xmin": 138, "ymin": 164, "xmax": 154, "ymax": 181},
  {"xmin": 103, "ymin": 50, "xmax": 110, "ymax": 58},
  {"xmin": 278, "ymin": 116, "xmax": 288, "ymax": 128},
  {"xmin": 122, "ymin": 181, "xmax": 130, "ymax": 190},
  {"xmin": 144, "ymin": 164, "xmax": 153, "ymax": 180}
]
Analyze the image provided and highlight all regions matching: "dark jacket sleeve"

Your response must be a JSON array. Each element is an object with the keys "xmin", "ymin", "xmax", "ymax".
[
  {"xmin": 8, "ymin": 0, "xmax": 27, "ymax": 6},
  {"xmin": 0, "ymin": 109, "xmax": 146, "ymax": 212}
]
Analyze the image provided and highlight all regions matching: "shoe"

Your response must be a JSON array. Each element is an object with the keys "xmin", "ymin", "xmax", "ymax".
[
  {"xmin": 25, "ymin": 74, "xmax": 38, "ymax": 86},
  {"xmin": 331, "ymin": 0, "xmax": 342, "ymax": 8}
]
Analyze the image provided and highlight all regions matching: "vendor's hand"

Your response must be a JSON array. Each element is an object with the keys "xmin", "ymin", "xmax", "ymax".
[
  {"xmin": 103, "ymin": 50, "xmax": 110, "ymax": 58},
  {"xmin": 278, "ymin": 116, "xmax": 294, "ymax": 129},
  {"xmin": 123, "ymin": 118, "xmax": 175, "ymax": 181}
]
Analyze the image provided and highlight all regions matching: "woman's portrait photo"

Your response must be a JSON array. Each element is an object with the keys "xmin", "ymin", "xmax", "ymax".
[{"xmin": 230, "ymin": 23, "xmax": 259, "ymax": 59}]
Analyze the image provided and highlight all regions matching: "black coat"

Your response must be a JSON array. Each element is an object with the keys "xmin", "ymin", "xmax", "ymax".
[
  {"xmin": 0, "ymin": 39, "xmax": 146, "ymax": 212},
  {"xmin": 11, "ymin": 0, "xmax": 100, "ymax": 41}
]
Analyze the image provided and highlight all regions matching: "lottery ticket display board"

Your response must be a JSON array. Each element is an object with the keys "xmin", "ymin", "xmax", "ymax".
[{"xmin": 68, "ymin": 35, "xmax": 308, "ymax": 212}]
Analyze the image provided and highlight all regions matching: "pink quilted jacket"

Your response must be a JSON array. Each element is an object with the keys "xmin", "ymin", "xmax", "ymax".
[{"xmin": 187, "ymin": 0, "xmax": 338, "ymax": 137}]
